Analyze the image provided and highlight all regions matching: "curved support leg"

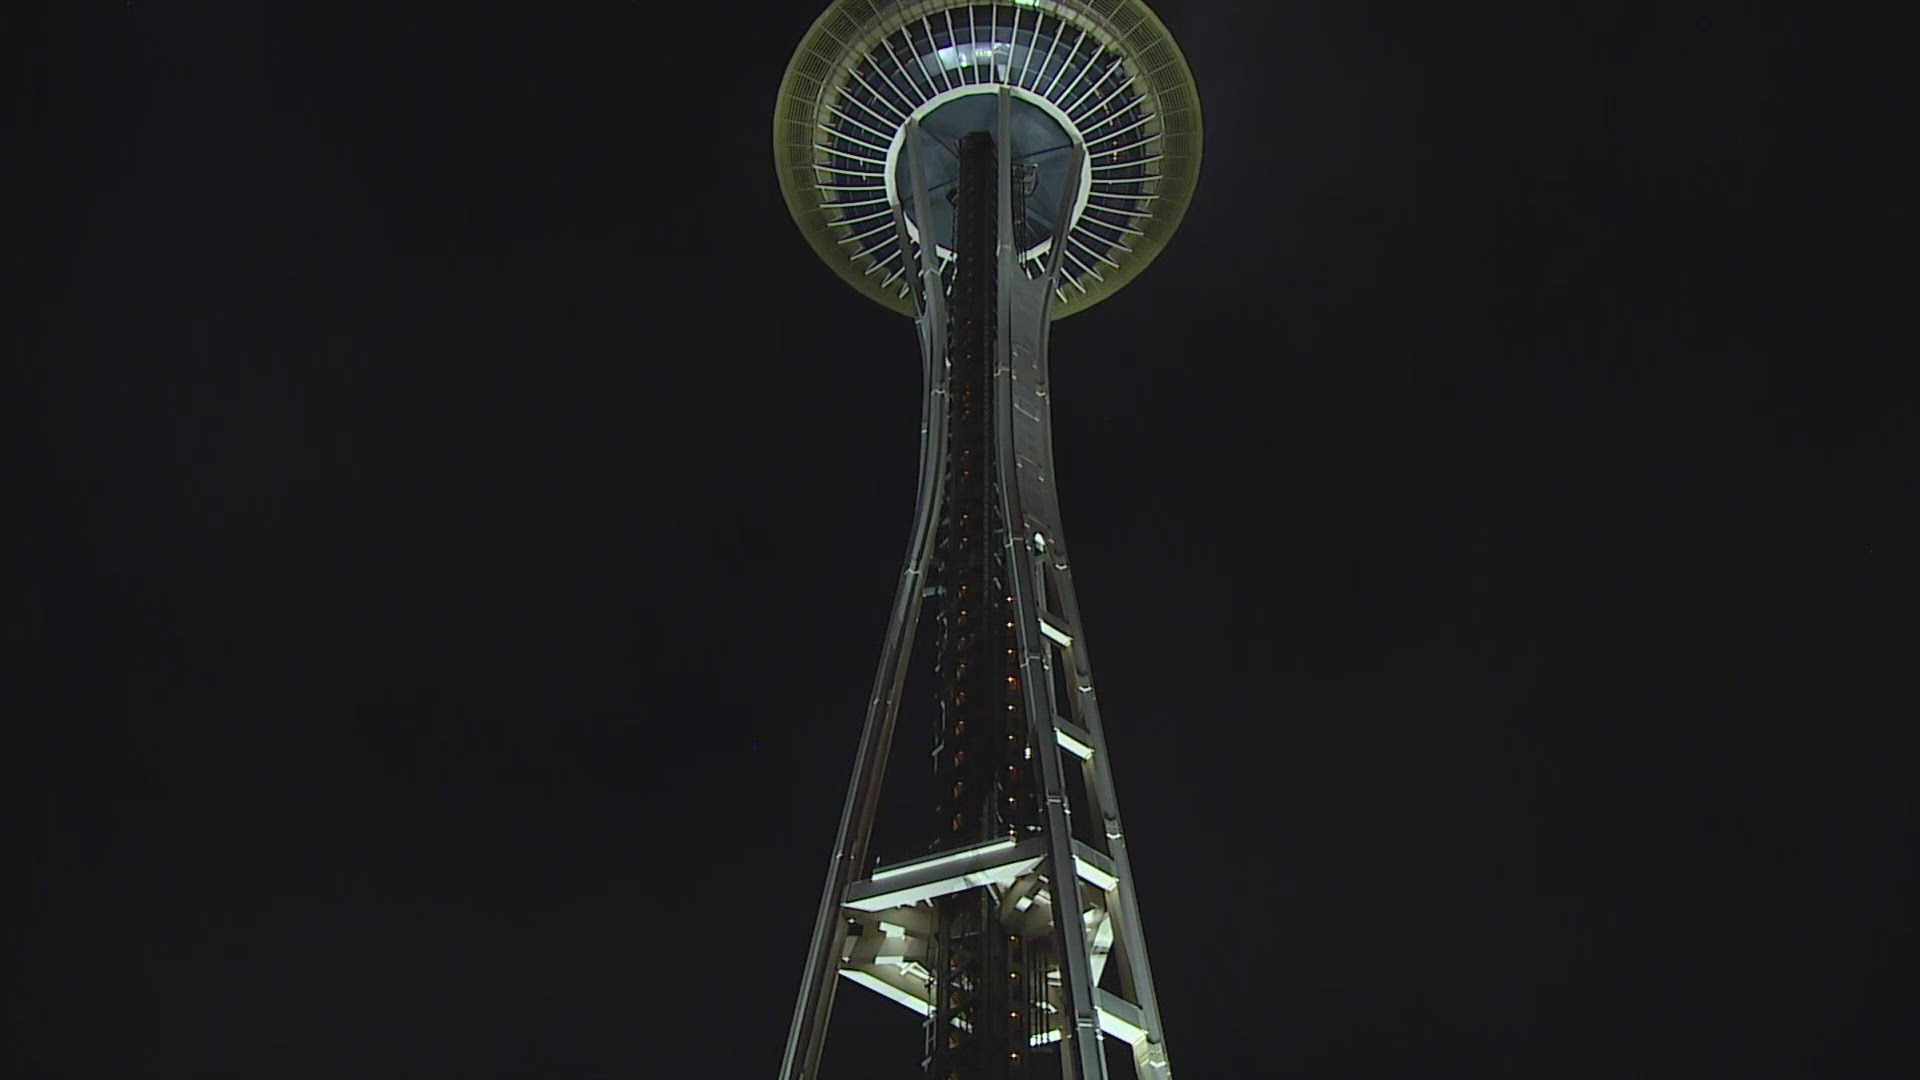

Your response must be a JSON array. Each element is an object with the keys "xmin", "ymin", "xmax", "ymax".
[
  {"xmin": 778, "ymin": 123, "xmax": 951, "ymax": 1080},
  {"xmin": 988, "ymin": 87, "xmax": 1111, "ymax": 1080},
  {"xmin": 991, "ymin": 86, "xmax": 1176, "ymax": 1080}
]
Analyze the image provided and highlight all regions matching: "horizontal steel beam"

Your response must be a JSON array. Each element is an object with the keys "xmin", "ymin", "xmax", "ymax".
[
  {"xmin": 1055, "ymin": 714, "xmax": 1096, "ymax": 760},
  {"xmin": 846, "ymin": 837, "xmax": 1046, "ymax": 911}
]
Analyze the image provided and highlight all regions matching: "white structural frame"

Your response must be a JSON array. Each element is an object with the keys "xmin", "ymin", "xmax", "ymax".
[{"xmin": 780, "ymin": 89, "xmax": 1172, "ymax": 1080}]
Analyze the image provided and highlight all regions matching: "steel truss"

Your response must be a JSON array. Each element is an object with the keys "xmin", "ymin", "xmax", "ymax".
[{"xmin": 781, "ymin": 90, "xmax": 1171, "ymax": 1080}]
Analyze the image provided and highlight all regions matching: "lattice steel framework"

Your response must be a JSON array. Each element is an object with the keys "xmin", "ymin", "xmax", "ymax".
[{"xmin": 775, "ymin": 5, "xmax": 1199, "ymax": 1079}]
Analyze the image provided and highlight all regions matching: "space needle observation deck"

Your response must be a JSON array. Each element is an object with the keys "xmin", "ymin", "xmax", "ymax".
[{"xmin": 775, "ymin": 0, "xmax": 1201, "ymax": 318}]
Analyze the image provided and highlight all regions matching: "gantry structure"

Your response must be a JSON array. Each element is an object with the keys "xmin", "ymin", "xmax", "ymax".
[{"xmin": 773, "ymin": 4, "xmax": 1200, "ymax": 1078}]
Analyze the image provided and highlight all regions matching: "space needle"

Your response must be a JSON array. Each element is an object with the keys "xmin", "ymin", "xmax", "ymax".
[{"xmin": 773, "ymin": 3, "xmax": 1201, "ymax": 1077}]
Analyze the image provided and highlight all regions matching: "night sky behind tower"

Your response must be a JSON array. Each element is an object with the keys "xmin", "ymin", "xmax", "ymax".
[{"xmin": 12, "ymin": 2, "xmax": 1911, "ymax": 1078}]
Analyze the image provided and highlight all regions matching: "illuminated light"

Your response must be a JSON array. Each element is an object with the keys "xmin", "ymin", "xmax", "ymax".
[
  {"xmin": 1006, "ymin": 620, "xmax": 1015, "ymax": 628},
  {"xmin": 934, "ymin": 40, "xmax": 1012, "ymax": 76}
]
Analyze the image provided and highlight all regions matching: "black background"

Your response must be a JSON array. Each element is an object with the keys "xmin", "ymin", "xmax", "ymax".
[{"xmin": 14, "ymin": 2, "xmax": 1912, "ymax": 1077}]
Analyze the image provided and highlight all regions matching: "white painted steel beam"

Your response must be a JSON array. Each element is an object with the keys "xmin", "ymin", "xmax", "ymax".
[
  {"xmin": 1073, "ymin": 841, "xmax": 1119, "ymax": 892},
  {"xmin": 839, "ymin": 969, "xmax": 933, "ymax": 1015},
  {"xmin": 845, "ymin": 836, "xmax": 1047, "ymax": 911},
  {"xmin": 1038, "ymin": 611, "xmax": 1075, "ymax": 647},
  {"xmin": 1054, "ymin": 714, "xmax": 1096, "ymax": 760}
]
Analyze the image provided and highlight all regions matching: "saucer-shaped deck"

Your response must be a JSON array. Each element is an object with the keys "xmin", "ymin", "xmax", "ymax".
[{"xmin": 775, "ymin": 0, "xmax": 1202, "ymax": 319}]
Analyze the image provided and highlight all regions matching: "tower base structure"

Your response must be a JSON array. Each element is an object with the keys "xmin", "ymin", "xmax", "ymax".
[{"xmin": 781, "ymin": 92, "xmax": 1173, "ymax": 1080}]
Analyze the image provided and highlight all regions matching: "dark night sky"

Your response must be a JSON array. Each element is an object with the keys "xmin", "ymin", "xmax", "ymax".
[{"xmin": 13, "ymin": 2, "xmax": 1912, "ymax": 1077}]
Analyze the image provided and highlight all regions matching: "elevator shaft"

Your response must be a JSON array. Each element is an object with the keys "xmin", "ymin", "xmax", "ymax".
[{"xmin": 926, "ymin": 132, "xmax": 1048, "ymax": 1080}]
